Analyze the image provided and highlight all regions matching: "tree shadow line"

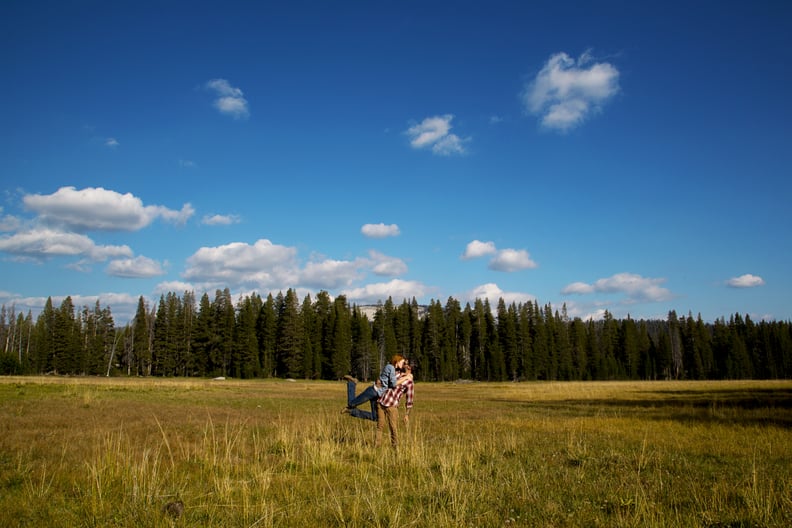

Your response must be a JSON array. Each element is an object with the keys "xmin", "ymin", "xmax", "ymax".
[{"xmin": 493, "ymin": 388, "xmax": 792, "ymax": 428}]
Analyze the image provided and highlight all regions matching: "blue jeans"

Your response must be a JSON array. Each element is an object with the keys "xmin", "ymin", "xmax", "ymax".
[{"xmin": 347, "ymin": 381, "xmax": 378, "ymax": 421}]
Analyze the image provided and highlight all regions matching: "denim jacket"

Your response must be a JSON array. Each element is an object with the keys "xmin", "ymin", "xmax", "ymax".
[{"xmin": 375, "ymin": 363, "xmax": 398, "ymax": 396}]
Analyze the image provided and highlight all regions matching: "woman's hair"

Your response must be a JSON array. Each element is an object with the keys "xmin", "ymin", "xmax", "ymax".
[{"xmin": 390, "ymin": 354, "xmax": 405, "ymax": 366}]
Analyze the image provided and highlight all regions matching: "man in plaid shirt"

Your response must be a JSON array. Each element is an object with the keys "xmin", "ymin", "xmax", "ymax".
[{"xmin": 376, "ymin": 364, "xmax": 414, "ymax": 448}]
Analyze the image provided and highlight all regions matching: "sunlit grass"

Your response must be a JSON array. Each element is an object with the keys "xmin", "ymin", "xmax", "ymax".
[{"xmin": 1, "ymin": 377, "xmax": 790, "ymax": 527}]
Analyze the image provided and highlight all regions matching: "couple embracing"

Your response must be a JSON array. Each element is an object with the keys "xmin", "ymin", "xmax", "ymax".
[{"xmin": 341, "ymin": 354, "xmax": 414, "ymax": 447}]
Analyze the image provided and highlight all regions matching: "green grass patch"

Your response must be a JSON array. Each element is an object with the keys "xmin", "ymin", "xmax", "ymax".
[{"xmin": 0, "ymin": 377, "xmax": 790, "ymax": 527}]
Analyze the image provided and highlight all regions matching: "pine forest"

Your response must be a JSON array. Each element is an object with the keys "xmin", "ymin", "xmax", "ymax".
[{"xmin": 1, "ymin": 289, "xmax": 791, "ymax": 381}]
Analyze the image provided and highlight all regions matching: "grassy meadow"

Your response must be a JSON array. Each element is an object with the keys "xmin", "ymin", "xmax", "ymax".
[{"xmin": 0, "ymin": 376, "xmax": 790, "ymax": 527}]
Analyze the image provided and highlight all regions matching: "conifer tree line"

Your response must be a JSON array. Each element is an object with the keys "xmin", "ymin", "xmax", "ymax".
[{"xmin": 1, "ymin": 289, "xmax": 791, "ymax": 380}]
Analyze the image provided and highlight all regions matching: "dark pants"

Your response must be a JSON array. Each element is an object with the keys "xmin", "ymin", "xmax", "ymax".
[{"xmin": 346, "ymin": 380, "xmax": 378, "ymax": 421}]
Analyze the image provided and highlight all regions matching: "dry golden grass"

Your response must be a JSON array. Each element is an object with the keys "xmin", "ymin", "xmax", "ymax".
[{"xmin": 1, "ymin": 377, "xmax": 790, "ymax": 527}]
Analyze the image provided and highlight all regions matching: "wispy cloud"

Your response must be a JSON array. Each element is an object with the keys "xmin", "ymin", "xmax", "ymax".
[
  {"xmin": 726, "ymin": 274, "xmax": 765, "ymax": 288},
  {"xmin": 406, "ymin": 114, "xmax": 469, "ymax": 156},
  {"xmin": 104, "ymin": 137, "xmax": 119, "ymax": 148},
  {"xmin": 361, "ymin": 223, "xmax": 400, "ymax": 238},
  {"xmin": 523, "ymin": 50, "xmax": 620, "ymax": 131},
  {"xmin": 202, "ymin": 214, "xmax": 241, "ymax": 226},
  {"xmin": 0, "ymin": 213, "xmax": 21, "ymax": 232},
  {"xmin": 562, "ymin": 272, "xmax": 672, "ymax": 304},
  {"xmin": 461, "ymin": 239, "xmax": 537, "ymax": 271},
  {"xmin": 205, "ymin": 78, "xmax": 250, "ymax": 119}
]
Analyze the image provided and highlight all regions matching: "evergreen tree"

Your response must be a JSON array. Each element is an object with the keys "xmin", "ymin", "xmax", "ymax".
[
  {"xmin": 132, "ymin": 296, "xmax": 151, "ymax": 376},
  {"xmin": 442, "ymin": 297, "xmax": 463, "ymax": 380},
  {"xmin": 211, "ymin": 288, "xmax": 235, "ymax": 377},
  {"xmin": 329, "ymin": 295, "xmax": 352, "ymax": 378},
  {"xmin": 350, "ymin": 305, "xmax": 374, "ymax": 381},
  {"xmin": 192, "ymin": 293, "xmax": 213, "ymax": 376},
  {"xmin": 497, "ymin": 300, "xmax": 519, "ymax": 381},
  {"xmin": 276, "ymin": 289, "xmax": 303, "ymax": 378},
  {"xmin": 235, "ymin": 294, "xmax": 261, "ymax": 378},
  {"xmin": 301, "ymin": 294, "xmax": 320, "ymax": 379},
  {"xmin": 256, "ymin": 294, "xmax": 277, "ymax": 377},
  {"xmin": 422, "ymin": 299, "xmax": 444, "ymax": 380},
  {"xmin": 569, "ymin": 317, "xmax": 588, "ymax": 380},
  {"xmin": 312, "ymin": 290, "xmax": 333, "ymax": 378}
]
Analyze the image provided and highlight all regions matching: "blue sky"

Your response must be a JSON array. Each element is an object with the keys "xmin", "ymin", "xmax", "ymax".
[{"xmin": 1, "ymin": 0, "xmax": 790, "ymax": 324}]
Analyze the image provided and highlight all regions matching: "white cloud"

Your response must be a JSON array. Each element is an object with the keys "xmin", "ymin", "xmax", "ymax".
[
  {"xmin": 561, "ymin": 272, "xmax": 673, "ymax": 303},
  {"xmin": 0, "ymin": 214, "xmax": 21, "ymax": 232},
  {"xmin": 523, "ymin": 51, "xmax": 620, "ymax": 131},
  {"xmin": 106, "ymin": 256, "xmax": 166, "ymax": 278},
  {"xmin": 154, "ymin": 281, "xmax": 196, "ymax": 295},
  {"xmin": 461, "ymin": 240, "xmax": 497, "ymax": 260},
  {"xmin": 206, "ymin": 78, "xmax": 249, "ymax": 119},
  {"xmin": 104, "ymin": 137, "xmax": 119, "ymax": 148},
  {"xmin": 726, "ymin": 274, "xmax": 765, "ymax": 288},
  {"xmin": 406, "ymin": 114, "xmax": 469, "ymax": 156},
  {"xmin": 300, "ymin": 258, "xmax": 363, "ymax": 289},
  {"xmin": 23, "ymin": 186, "xmax": 194, "ymax": 231},
  {"xmin": 368, "ymin": 250, "xmax": 407, "ymax": 277},
  {"xmin": 462, "ymin": 240, "xmax": 537, "ymax": 272},
  {"xmin": 342, "ymin": 279, "xmax": 427, "ymax": 305},
  {"xmin": 488, "ymin": 248, "xmax": 537, "ymax": 272},
  {"xmin": 561, "ymin": 281, "xmax": 594, "ymax": 295},
  {"xmin": 182, "ymin": 239, "xmax": 299, "ymax": 290},
  {"xmin": 202, "ymin": 214, "xmax": 241, "ymax": 226},
  {"xmin": 461, "ymin": 283, "xmax": 535, "ymax": 307},
  {"xmin": 361, "ymin": 223, "xmax": 400, "ymax": 238},
  {"xmin": 0, "ymin": 227, "xmax": 132, "ymax": 261}
]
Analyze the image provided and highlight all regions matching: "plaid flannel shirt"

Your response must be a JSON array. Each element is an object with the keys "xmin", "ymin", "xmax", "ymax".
[{"xmin": 378, "ymin": 378, "xmax": 414, "ymax": 410}]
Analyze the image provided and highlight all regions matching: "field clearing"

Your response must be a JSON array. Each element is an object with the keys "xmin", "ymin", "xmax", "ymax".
[{"xmin": 1, "ymin": 377, "xmax": 790, "ymax": 527}]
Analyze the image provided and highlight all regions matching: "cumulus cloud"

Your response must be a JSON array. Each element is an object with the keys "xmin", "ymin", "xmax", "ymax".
[
  {"xmin": 342, "ymin": 279, "xmax": 427, "ymax": 305},
  {"xmin": 361, "ymin": 223, "xmax": 400, "ymax": 238},
  {"xmin": 182, "ymin": 239, "xmax": 299, "ymax": 290},
  {"xmin": 23, "ymin": 186, "xmax": 194, "ymax": 231},
  {"xmin": 561, "ymin": 272, "xmax": 673, "ymax": 304},
  {"xmin": 406, "ymin": 115, "xmax": 469, "ymax": 156},
  {"xmin": 106, "ymin": 256, "xmax": 166, "ymax": 278},
  {"xmin": 300, "ymin": 258, "xmax": 363, "ymax": 289},
  {"xmin": 154, "ymin": 281, "xmax": 196, "ymax": 295},
  {"xmin": 726, "ymin": 274, "xmax": 765, "ymax": 288},
  {"xmin": 461, "ymin": 240, "xmax": 497, "ymax": 260},
  {"xmin": 104, "ymin": 138, "xmax": 119, "ymax": 148},
  {"xmin": 202, "ymin": 214, "xmax": 241, "ymax": 226},
  {"xmin": 523, "ymin": 50, "xmax": 620, "ymax": 131},
  {"xmin": 368, "ymin": 250, "xmax": 407, "ymax": 277},
  {"xmin": 462, "ymin": 240, "xmax": 537, "ymax": 272},
  {"xmin": 488, "ymin": 248, "xmax": 537, "ymax": 272},
  {"xmin": 0, "ymin": 227, "xmax": 132, "ymax": 261},
  {"xmin": 462, "ymin": 283, "xmax": 535, "ymax": 307},
  {"xmin": 206, "ymin": 78, "xmax": 250, "ymax": 119}
]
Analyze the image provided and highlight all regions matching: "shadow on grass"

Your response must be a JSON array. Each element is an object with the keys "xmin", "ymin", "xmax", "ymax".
[{"xmin": 494, "ymin": 388, "xmax": 792, "ymax": 428}]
